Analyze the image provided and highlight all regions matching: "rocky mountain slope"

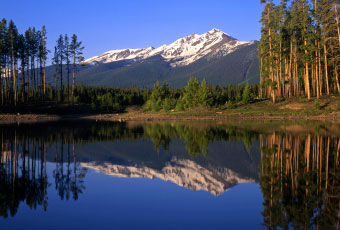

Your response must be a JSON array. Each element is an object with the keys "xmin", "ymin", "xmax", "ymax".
[
  {"xmin": 85, "ymin": 28, "xmax": 255, "ymax": 68},
  {"xmin": 45, "ymin": 29, "xmax": 259, "ymax": 87}
]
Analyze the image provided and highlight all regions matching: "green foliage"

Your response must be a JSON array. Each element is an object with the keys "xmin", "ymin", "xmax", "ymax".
[
  {"xmin": 143, "ymin": 77, "xmax": 255, "ymax": 112},
  {"xmin": 179, "ymin": 77, "xmax": 214, "ymax": 109},
  {"xmin": 145, "ymin": 81, "xmax": 175, "ymax": 112},
  {"xmin": 226, "ymin": 101, "xmax": 234, "ymax": 109},
  {"xmin": 242, "ymin": 84, "xmax": 254, "ymax": 104},
  {"xmin": 314, "ymin": 99, "xmax": 320, "ymax": 110},
  {"xmin": 198, "ymin": 79, "xmax": 213, "ymax": 106},
  {"xmin": 163, "ymin": 98, "xmax": 176, "ymax": 112},
  {"xmin": 175, "ymin": 99, "xmax": 185, "ymax": 111}
]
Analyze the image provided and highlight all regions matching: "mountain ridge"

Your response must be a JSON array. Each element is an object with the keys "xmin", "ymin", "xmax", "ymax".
[
  {"xmin": 44, "ymin": 28, "xmax": 260, "ymax": 87},
  {"xmin": 85, "ymin": 28, "xmax": 256, "ymax": 67}
]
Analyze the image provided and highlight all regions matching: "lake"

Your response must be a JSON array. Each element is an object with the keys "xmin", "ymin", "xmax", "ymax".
[{"xmin": 0, "ymin": 120, "xmax": 339, "ymax": 230}]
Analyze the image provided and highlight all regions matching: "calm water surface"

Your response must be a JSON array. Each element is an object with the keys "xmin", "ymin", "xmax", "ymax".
[{"xmin": 0, "ymin": 121, "xmax": 339, "ymax": 230}]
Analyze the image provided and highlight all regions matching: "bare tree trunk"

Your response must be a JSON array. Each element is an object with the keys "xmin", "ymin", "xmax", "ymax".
[
  {"xmin": 11, "ymin": 47, "xmax": 17, "ymax": 106},
  {"xmin": 318, "ymin": 42, "xmax": 323, "ymax": 96},
  {"xmin": 43, "ymin": 61, "xmax": 46, "ymax": 97},
  {"xmin": 72, "ymin": 55, "xmax": 76, "ymax": 104},
  {"xmin": 304, "ymin": 37, "xmax": 311, "ymax": 99},
  {"xmin": 334, "ymin": 3, "xmax": 340, "ymax": 48},
  {"xmin": 335, "ymin": 66, "xmax": 340, "ymax": 94},
  {"xmin": 323, "ymin": 43, "xmax": 330, "ymax": 95}
]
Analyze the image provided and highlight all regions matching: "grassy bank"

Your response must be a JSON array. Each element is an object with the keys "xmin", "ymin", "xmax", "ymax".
[{"xmin": 1, "ymin": 96, "xmax": 340, "ymax": 124}]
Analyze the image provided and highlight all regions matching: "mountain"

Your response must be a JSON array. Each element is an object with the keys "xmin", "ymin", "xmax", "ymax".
[
  {"xmin": 46, "ymin": 28, "xmax": 259, "ymax": 87},
  {"xmin": 85, "ymin": 28, "xmax": 254, "ymax": 68}
]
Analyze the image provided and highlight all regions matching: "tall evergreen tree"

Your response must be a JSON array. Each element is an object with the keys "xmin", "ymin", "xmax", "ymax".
[
  {"xmin": 259, "ymin": 0, "xmax": 340, "ymax": 101},
  {"xmin": 56, "ymin": 35, "xmax": 64, "ymax": 102},
  {"xmin": 69, "ymin": 34, "xmax": 84, "ymax": 103},
  {"xmin": 39, "ymin": 26, "xmax": 48, "ymax": 98},
  {"xmin": 52, "ymin": 46, "xmax": 60, "ymax": 101},
  {"xmin": 7, "ymin": 20, "xmax": 18, "ymax": 106},
  {"xmin": 0, "ymin": 19, "xmax": 7, "ymax": 105},
  {"xmin": 18, "ymin": 34, "xmax": 26, "ymax": 101},
  {"xmin": 64, "ymin": 34, "xmax": 70, "ymax": 101}
]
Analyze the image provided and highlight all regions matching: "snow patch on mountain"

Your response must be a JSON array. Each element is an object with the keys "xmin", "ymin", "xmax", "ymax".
[
  {"xmin": 85, "ymin": 47, "xmax": 155, "ymax": 64},
  {"xmin": 85, "ymin": 28, "xmax": 255, "ymax": 67}
]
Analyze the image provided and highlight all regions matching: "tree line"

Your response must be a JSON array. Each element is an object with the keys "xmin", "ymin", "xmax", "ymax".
[
  {"xmin": 144, "ymin": 77, "xmax": 257, "ymax": 112},
  {"xmin": 259, "ymin": 0, "xmax": 340, "ymax": 103},
  {"xmin": 0, "ymin": 18, "xmax": 84, "ymax": 107}
]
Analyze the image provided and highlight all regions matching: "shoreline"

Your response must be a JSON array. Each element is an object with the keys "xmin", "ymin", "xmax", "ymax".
[{"xmin": 1, "ymin": 111, "xmax": 340, "ymax": 124}]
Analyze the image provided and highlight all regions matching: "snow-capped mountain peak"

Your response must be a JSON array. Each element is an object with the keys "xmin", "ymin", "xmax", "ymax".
[{"xmin": 85, "ymin": 28, "xmax": 254, "ymax": 67}]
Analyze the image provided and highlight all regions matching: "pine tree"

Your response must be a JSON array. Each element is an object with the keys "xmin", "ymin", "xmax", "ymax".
[
  {"xmin": 56, "ymin": 35, "xmax": 64, "ymax": 102},
  {"xmin": 198, "ymin": 78, "xmax": 212, "ymax": 106},
  {"xmin": 69, "ymin": 34, "xmax": 84, "ymax": 103},
  {"xmin": 242, "ymin": 83, "xmax": 254, "ymax": 104},
  {"xmin": 7, "ymin": 20, "xmax": 18, "ymax": 106},
  {"xmin": 24, "ymin": 28, "xmax": 32, "ymax": 98},
  {"xmin": 64, "ymin": 34, "xmax": 70, "ymax": 101},
  {"xmin": 18, "ymin": 34, "xmax": 26, "ymax": 101},
  {"xmin": 183, "ymin": 77, "xmax": 200, "ymax": 108},
  {"xmin": 0, "ymin": 19, "xmax": 7, "ymax": 105},
  {"xmin": 52, "ymin": 46, "xmax": 60, "ymax": 101},
  {"xmin": 259, "ymin": 0, "xmax": 339, "ymax": 101},
  {"xmin": 39, "ymin": 26, "xmax": 48, "ymax": 98}
]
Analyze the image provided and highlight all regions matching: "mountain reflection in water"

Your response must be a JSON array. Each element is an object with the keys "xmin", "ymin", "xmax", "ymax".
[{"xmin": 0, "ymin": 120, "xmax": 340, "ymax": 229}]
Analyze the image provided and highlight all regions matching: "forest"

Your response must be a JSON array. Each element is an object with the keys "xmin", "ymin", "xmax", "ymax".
[
  {"xmin": 0, "ymin": 18, "xmax": 84, "ymax": 108},
  {"xmin": 259, "ymin": 0, "xmax": 340, "ymax": 103}
]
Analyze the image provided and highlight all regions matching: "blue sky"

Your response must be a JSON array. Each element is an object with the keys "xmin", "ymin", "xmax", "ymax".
[{"xmin": 1, "ymin": 0, "xmax": 277, "ymax": 60}]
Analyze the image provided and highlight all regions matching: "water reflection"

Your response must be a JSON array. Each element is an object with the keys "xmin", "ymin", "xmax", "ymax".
[
  {"xmin": 0, "ymin": 132, "xmax": 86, "ymax": 218},
  {"xmin": 0, "ymin": 136, "xmax": 48, "ymax": 218},
  {"xmin": 260, "ymin": 133, "xmax": 340, "ymax": 229},
  {"xmin": 0, "ymin": 120, "xmax": 339, "ymax": 229},
  {"xmin": 53, "ymin": 140, "xmax": 87, "ymax": 201}
]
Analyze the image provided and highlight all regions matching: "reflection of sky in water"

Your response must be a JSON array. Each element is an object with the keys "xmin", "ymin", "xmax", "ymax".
[{"xmin": 2, "ymin": 162, "xmax": 263, "ymax": 230}]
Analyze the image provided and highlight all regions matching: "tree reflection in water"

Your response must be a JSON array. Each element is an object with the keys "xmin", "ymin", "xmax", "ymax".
[
  {"xmin": 260, "ymin": 133, "xmax": 340, "ymax": 230},
  {"xmin": 0, "ymin": 121, "xmax": 260, "ymax": 218},
  {"xmin": 0, "ymin": 131, "xmax": 86, "ymax": 218}
]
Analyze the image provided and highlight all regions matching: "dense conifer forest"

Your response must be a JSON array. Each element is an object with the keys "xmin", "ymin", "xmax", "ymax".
[{"xmin": 259, "ymin": 0, "xmax": 340, "ymax": 102}]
